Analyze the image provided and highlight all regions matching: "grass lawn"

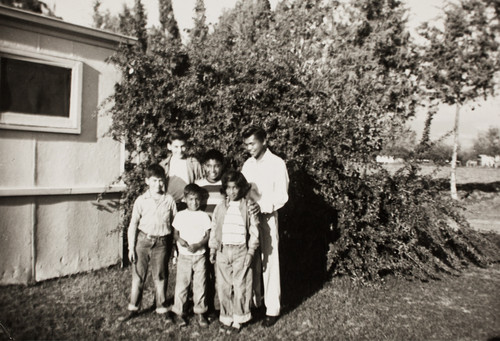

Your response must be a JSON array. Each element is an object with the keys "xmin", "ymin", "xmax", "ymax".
[{"xmin": 1, "ymin": 259, "xmax": 499, "ymax": 340}]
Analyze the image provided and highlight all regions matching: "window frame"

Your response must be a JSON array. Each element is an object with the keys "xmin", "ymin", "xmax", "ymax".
[{"xmin": 0, "ymin": 48, "xmax": 83, "ymax": 134}]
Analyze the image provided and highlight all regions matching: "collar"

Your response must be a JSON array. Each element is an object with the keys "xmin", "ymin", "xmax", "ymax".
[
  {"xmin": 143, "ymin": 191, "xmax": 166, "ymax": 200},
  {"xmin": 250, "ymin": 148, "xmax": 272, "ymax": 163},
  {"xmin": 165, "ymin": 154, "xmax": 193, "ymax": 163}
]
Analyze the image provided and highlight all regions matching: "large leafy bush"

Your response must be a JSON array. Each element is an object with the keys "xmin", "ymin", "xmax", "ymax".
[{"xmin": 105, "ymin": 0, "xmax": 498, "ymax": 287}]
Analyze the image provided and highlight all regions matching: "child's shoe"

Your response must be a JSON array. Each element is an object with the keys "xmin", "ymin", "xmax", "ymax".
[
  {"xmin": 197, "ymin": 313, "xmax": 209, "ymax": 328},
  {"xmin": 173, "ymin": 313, "xmax": 187, "ymax": 327},
  {"xmin": 232, "ymin": 322, "xmax": 241, "ymax": 333},
  {"xmin": 165, "ymin": 311, "xmax": 174, "ymax": 325},
  {"xmin": 207, "ymin": 310, "xmax": 219, "ymax": 322},
  {"xmin": 219, "ymin": 323, "xmax": 232, "ymax": 335},
  {"xmin": 155, "ymin": 306, "xmax": 168, "ymax": 314}
]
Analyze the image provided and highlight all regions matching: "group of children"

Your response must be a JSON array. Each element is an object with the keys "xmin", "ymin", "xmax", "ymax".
[{"xmin": 121, "ymin": 130, "xmax": 260, "ymax": 333}]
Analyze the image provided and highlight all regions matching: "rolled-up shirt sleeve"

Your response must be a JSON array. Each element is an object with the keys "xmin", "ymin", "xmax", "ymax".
[{"xmin": 127, "ymin": 199, "xmax": 142, "ymax": 250}]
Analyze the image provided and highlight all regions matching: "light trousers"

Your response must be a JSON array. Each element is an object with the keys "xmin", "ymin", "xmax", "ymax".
[
  {"xmin": 256, "ymin": 212, "xmax": 281, "ymax": 317},
  {"xmin": 171, "ymin": 253, "xmax": 207, "ymax": 315},
  {"xmin": 217, "ymin": 244, "xmax": 253, "ymax": 325}
]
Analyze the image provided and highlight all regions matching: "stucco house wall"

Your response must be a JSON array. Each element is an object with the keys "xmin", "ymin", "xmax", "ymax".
[{"xmin": 0, "ymin": 6, "xmax": 135, "ymax": 284}]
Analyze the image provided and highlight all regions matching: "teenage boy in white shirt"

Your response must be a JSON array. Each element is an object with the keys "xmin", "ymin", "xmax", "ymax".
[{"xmin": 241, "ymin": 126, "xmax": 289, "ymax": 327}]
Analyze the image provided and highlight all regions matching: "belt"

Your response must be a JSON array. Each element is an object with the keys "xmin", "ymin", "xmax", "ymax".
[
  {"xmin": 139, "ymin": 230, "xmax": 169, "ymax": 241},
  {"xmin": 219, "ymin": 243, "xmax": 246, "ymax": 251}
]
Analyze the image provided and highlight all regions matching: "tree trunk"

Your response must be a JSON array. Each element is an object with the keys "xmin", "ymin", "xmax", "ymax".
[{"xmin": 450, "ymin": 103, "xmax": 460, "ymax": 200}]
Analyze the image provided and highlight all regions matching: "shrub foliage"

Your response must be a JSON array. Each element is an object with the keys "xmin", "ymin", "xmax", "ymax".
[{"xmin": 105, "ymin": 0, "xmax": 498, "ymax": 283}]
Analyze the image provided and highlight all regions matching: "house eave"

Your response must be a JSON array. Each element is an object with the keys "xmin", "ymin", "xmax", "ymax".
[{"xmin": 0, "ymin": 5, "xmax": 137, "ymax": 49}]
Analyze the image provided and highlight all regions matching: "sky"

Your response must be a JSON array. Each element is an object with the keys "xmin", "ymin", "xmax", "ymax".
[{"xmin": 42, "ymin": 0, "xmax": 499, "ymax": 148}]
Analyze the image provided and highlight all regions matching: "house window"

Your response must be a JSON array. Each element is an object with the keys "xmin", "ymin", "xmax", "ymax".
[{"xmin": 0, "ymin": 49, "xmax": 82, "ymax": 134}]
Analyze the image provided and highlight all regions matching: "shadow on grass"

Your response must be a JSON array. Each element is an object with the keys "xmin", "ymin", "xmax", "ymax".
[
  {"xmin": 433, "ymin": 179, "xmax": 500, "ymax": 193},
  {"xmin": 278, "ymin": 169, "xmax": 336, "ymax": 316}
]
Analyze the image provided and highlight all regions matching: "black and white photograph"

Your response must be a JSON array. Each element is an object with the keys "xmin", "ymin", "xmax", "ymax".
[{"xmin": 0, "ymin": 0, "xmax": 499, "ymax": 339}]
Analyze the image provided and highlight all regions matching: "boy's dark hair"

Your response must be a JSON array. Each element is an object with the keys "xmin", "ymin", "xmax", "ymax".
[
  {"xmin": 145, "ymin": 164, "xmax": 166, "ymax": 179},
  {"xmin": 242, "ymin": 126, "xmax": 266, "ymax": 142},
  {"xmin": 202, "ymin": 149, "xmax": 224, "ymax": 164},
  {"xmin": 221, "ymin": 170, "xmax": 250, "ymax": 200},
  {"xmin": 168, "ymin": 129, "xmax": 188, "ymax": 143},
  {"xmin": 184, "ymin": 183, "xmax": 203, "ymax": 198}
]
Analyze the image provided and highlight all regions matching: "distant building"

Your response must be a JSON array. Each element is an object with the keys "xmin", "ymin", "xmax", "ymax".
[
  {"xmin": 479, "ymin": 155, "xmax": 495, "ymax": 167},
  {"xmin": 376, "ymin": 155, "xmax": 395, "ymax": 163},
  {"xmin": 376, "ymin": 155, "xmax": 404, "ymax": 164},
  {"xmin": 0, "ymin": 6, "xmax": 135, "ymax": 284}
]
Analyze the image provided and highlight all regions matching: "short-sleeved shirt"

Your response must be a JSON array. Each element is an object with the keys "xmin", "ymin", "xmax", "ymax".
[
  {"xmin": 195, "ymin": 178, "xmax": 224, "ymax": 217},
  {"xmin": 172, "ymin": 210, "xmax": 211, "ymax": 256},
  {"xmin": 129, "ymin": 192, "xmax": 177, "ymax": 236}
]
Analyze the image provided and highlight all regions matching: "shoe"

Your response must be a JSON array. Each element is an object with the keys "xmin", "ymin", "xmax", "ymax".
[
  {"xmin": 197, "ymin": 314, "xmax": 209, "ymax": 328},
  {"xmin": 232, "ymin": 322, "xmax": 241, "ymax": 333},
  {"xmin": 207, "ymin": 311, "xmax": 219, "ymax": 322},
  {"xmin": 155, "ymin": 306, "xmax": 168, "ymax": 314},
  {"xmin": 219, "ymin": 323, "xmax": 232, "ymax": 335},
  {"xmin": 117, "ymin": 310, "xmax": 139, "ymax": 322},
  {"xmin": 262, "ymin": 315, "xmax": 278, "ymax": 327},
  {"xmin": 173, "ymin": 314, "xmax": 187, "ymax": 327},
  {"xmin": 165, "ymin": 311, "xmax": 174, "ymax": 324},
  {"xmin": 252, "ymin": 305, "xmax": 265, "ymax": 319}
]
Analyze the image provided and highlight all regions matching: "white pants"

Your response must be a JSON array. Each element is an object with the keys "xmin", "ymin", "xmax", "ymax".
[{"xmin": 254, "ymin": 212, "xmax": 281, "ymax": 316}]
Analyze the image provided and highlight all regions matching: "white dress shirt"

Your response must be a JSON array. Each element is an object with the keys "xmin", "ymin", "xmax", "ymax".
[{"xmin": 241, "ymin": 149, "xmax": 289, "ymax": 214}]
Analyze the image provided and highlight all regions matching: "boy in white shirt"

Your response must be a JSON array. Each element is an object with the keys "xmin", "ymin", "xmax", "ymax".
[{"xmin": 171, "ymin": 184, "xmax": 211, "ymax": 328}]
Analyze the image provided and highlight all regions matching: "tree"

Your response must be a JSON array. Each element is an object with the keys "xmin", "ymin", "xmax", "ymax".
[
  {"xmin": 473, "ymin": 126, "xmax": 500, "ymax": 156},
  {"xmin": 92, "ymin": 0, "xmax": 134, "ymax": 36},
  {"xmin": 421, "ymin": 142, "xmax": 454, "ymax": 164},
  {"xmin": 419, "ymin": 0, "xmax": 500, "ymax": 199},
  {"xmin": 221, "ymin": 0, "xmax": 272, "ymax": 45},
  {"xmin": 380, "ymin": 128, "xmax": 417, "ymax": 159},
  {"xmin": 133, "ymin": 0, "xmax": 148, "ymax": 52},
  {"xmin": 92, "ymin": 0, "xmax": 105, "ymax": 29},
  {"xmin": 158, "ymin": 0, "xmax": 181, "ymax": 43},
  {"xmin": 118, "ymin": 5, "xmax": 135, "ymax": 36},
  {"xmin": 190, "ymin": 0, "xmax": 208, "ymax": 43},
  {"xmin": 1, "ymin": 0, "xmax": 58, "ymax": 17}
]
